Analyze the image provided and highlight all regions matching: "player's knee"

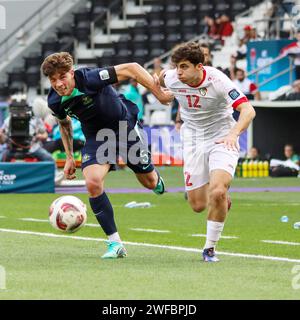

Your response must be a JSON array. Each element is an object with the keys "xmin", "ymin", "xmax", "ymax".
[
  {"xmin": 189, "ymin": 200, "xmax": 207, "ymax": 213},
  {"xmin": 209, "ymin": 187, "xmax": 227, "ymax": 204},
  {"xmin": 85, "ymin": 178, "xmax": 103, "ymax": 197}
]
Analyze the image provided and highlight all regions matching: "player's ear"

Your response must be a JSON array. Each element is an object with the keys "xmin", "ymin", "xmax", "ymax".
[
  {"xmin": 70, "ymin": 69, "xmax": 75, "ymax": 78},
  {"xmin": 196, "ymin": 63, "xmax": 203, "ymax": 71}
]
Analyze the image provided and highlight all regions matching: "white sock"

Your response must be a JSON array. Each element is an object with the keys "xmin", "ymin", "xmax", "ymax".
[
  {"xmin": 204, "ymin": 220, "xmax": 225, "ymax": 249},
  {"xmin": 108, "ymin": 232, "xmax": 122, "ymax": 243}
]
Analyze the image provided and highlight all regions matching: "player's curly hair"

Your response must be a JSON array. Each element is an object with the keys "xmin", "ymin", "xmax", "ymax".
[
  {"xmin": 171, "ymin": 42, "xmax": 205, "ymax": 66},
  {"xmin": 41, "ymin": 52, "xmax": 74, "ymax": 77}
]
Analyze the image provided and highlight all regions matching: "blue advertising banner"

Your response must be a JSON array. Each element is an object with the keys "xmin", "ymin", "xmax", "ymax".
[
  {"xmin": 247, "ymin": 40, "xmax": 295, "ymax": 91},
  {"xmin": 0, "ymin": 162, "xmax": 55, "ymax": 193}
]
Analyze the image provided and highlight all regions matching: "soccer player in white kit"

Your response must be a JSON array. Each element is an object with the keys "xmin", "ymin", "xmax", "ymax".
[{"xmin": 159, "ymin": 42, "xmax": 256, "ymax": 262}]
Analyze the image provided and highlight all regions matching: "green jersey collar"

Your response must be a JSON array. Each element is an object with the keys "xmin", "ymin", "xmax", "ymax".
[{"xmin": 61, "ymin": 87, "xmax": 84, "ymax": 103}]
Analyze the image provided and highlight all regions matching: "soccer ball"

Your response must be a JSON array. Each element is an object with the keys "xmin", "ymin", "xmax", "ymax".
[{"xmin": 49, "ymin": 196, "xmax": 87, "ymax": 233}]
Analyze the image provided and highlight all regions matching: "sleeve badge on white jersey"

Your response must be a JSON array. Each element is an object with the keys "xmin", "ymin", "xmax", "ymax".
[
  {"xmin": 228, "ymin": 89, "xmax": 240, "ymax": 100},
  {"xmin": 99, "ymin": 69, "xmax": 110, "ymax": 80}
]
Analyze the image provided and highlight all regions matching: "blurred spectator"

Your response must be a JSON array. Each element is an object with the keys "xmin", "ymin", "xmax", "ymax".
[
  {"xmin": 280, "ymin": 32, "xmax": 300, "ymax": 79},
  {"xmin": 274, "ymin": 79, "xmax": 300, "ymax": 100},
  {"xmin": 233, "ymin": 68, "xmax": 261, "ymax": 100},
  {"xmin": 0, "ymin": 128, "xmax": 7, "ymax": 161},
  {"xmin": 268, "ymin": 84, "xmax": 292, "ymax": 100},
  {"xmin": 242, "ymin": 25, "xmax": 253, "ymax": 43},
  {"xmin": 0, "ymin": 115, "xmax": 64, "ymax": 183},
  {"xmin": 0, "ymin": 115, "xmax": 48, "ymax": 160},
  {"xmin": 222, "ymin": 55, "xmax": 238, "ymax": 80},
  {"xmin": 247, "ymin": 147, "xmax": 262, "ymax": 161},
  {"xmin": 43, "ymin": 118, "xmax": 85, "ymax": 153},
  {"xmin": 144, "ymin": 57, "xmax": 165, "ymax": 106},
  {"xmin": 266, "ymin": 0, "xmax": 295, "ymax": 38},
  {"xmin": 270, "ymin": 143, "xmax": 299, "ymax": 177},
  {"xmin": 123, "ymin": 78, "xmax": 144, "ymax": 122},
  {"xmin": 199, "ymin": 43, "xmax": 213, "ymax": 66},
  {"xmin": 203, "ymin": 15, "xmax": 219, "ymax": 39},
  {"xmin": 277, "ymin": 0, "xmax": 295, "ymax": 31},
  {"xmin": 265, "ymin": 0, "xmax": 281, "ymax": 38},
  {"xmin": 249, "ymin": 27, "xmax": 261, "ymax": 41},
  {"xmin": 234, "ymin": 25, "xmax": 255, "ymax": 60},
  {"xmin": 217, "ymin": 14, "xmax": 234, "ymax": 44},
  {"xmin": 151, "ymin": 57, "xmax": 164, "ymax": 77},
  {"xmin": 284, "ymin": 143, "xmax": 300, "ymax": 165}
]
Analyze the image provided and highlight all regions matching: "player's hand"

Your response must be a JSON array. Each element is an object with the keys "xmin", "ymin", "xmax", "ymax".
[
  {"xmin": 159, "ymin": 89, "xmax": 174, "ymax": 105},
  {"xmin": 152, "ymin": 74, "xmax": 174, "ymax": 105},
  {"xmin": 215, "ymin": 133, "xmax": 239, "ymax": 151},
  {"xmin": 64, "ymin": 157, "xmax": 77, "ymax": 180}
]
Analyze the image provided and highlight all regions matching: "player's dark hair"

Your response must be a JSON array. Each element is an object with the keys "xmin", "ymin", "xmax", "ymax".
[
  {"xmin": 171, "ymin": 42, "xmax": 205, "ymax": 66},
  {"xmin": 41, "ymin": 52, "xmax": 74, "ymax": 77},
  {"xmin": 200, "ymin": 43, "xmax": 210, "ymax": 50}
]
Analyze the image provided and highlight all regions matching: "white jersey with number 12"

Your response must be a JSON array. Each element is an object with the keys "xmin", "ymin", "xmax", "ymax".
[{"xmin": 164, "ymin": 66, "xmax": 248, "ymax": 140}]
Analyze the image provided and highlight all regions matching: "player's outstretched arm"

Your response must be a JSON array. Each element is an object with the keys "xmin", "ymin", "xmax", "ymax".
[
  {"xmin": 216, "ymin": 102, "xmax": 256, "ymax": 150},
  {"xmin": 114, "ymin": 63, "xmax": 173, "ymax": 105},
  {"xmin": 58, "ymin": 116, "xmax": 76, "ymax": 180}
]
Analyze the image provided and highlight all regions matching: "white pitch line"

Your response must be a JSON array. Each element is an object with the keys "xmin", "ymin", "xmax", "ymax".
[
  {"xmin": 19, "ymin": 218, "xmax": 48, "ymax": 223},
  {"xmin": 239, "ymin": 203, "xmax": 300, "ymax": 207},
  {"xmin": 19, "ymin": 218, "xmax": 100, "ymax": 228},
  {"xmin": 19, "ymin": 218, "xmax": 171, "ymax": 232},
  {"xmin": 85, "ymin": 223, "xmax": 100, "ymax": 227},
  {"xmin": 130, "ymin": 228, "xmax": 170, "ymax": 233},
  {"xmin": 191, "ymin": 234, "xmax": 238, "ymax": 239},
  {"xmin": 1, "ymin": 228, "xmax": 300, "ymax": 263},
  {"xmin": 262, "ymin": 240, "xmax": 300, "ymax": 246}
]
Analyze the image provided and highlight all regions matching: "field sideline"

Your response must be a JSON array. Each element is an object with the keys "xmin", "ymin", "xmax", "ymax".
[{"xmin": 0, "ymin": 168, "xmax": 300, "ymax": 299}]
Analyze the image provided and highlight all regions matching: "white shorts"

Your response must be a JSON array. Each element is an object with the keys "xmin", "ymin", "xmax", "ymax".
[{"xmin": 181, "ymin": 126, "xmax": 239, "ymax": 191}]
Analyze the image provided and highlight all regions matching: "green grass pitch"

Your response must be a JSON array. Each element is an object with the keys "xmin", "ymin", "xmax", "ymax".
[{"xmin": 0, "ymin": 167, "xmax": 300, "ymax": 299}]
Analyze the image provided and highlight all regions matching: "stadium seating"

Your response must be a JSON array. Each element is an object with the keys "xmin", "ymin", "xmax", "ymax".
[
  {"xmin": 0, "ymin": 84, "xmax": 9, "ymax": 99},
  {"xmin": 0, "ymin": 0, "xmax": 262, "ymax": 97},
  {"xmin": 7, "ymin": 67, "xmax": 25, "ymax": 93}
]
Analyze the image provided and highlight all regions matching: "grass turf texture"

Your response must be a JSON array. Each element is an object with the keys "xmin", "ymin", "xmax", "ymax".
[{"xmin": 0, "ymin": 167, "xmax": 300, "ymax": 299}]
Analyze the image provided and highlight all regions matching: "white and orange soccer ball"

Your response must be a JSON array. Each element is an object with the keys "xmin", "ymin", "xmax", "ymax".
[{"xmin": 49, "ymin": 196, "xmax": 87, "ymax": 233}]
